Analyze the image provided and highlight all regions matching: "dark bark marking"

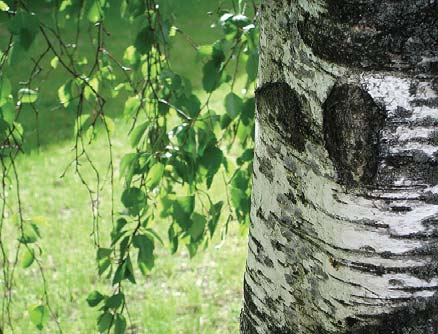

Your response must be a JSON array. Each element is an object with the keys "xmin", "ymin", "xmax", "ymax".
[
  {"xmin": 379, "ymin": 153, "xmax": 438, "ymax": 187},
  {"xmin": 240, "ymin": 284, "xmax": 261, "ymax": 334},
  {"xmin": 256, "ymin": 82, "xmax": 315, "ymax": 153},
  {"xmin": 392, "ymin": 106, "xmax": 413, "ymax": 119},
  {"xmin": 298, "ymin": 0, "xmax": 438, "ymax": 72},
  {"xmin": 422, "ymin": 191, "xmax": 438, "ymax": 205},
  {"xmin": 242, "ymin": 276, "xmax": 319, "ymax": 334},
  {"xmin": 258, "ymin": 154, "xmax": 274, "ymax": 182},
  {"xmin": 240, "ymin": 310, "xmax": 259, "ymax": 334},
  {"xmin": 347, "ymin": 294, "xmax": 438, "ymax": 334},
  {"xmin": 323, "ymin": 83, "xmax": 386, "ymax": 187}
]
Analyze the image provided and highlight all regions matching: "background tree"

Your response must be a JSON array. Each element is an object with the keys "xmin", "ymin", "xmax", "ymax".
[{"xmin": 241, "ymin": 0, "xmax": 438, "ymax": 333}]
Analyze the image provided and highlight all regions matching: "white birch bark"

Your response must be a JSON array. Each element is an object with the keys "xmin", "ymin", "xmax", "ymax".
[{"xmin": 241, "ymin": 1, "xmax": 438, "ymax": 333}]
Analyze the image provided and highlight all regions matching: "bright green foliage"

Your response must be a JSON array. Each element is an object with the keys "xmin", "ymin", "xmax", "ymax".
[
  {"xmin": 225, "ymin": 92, "xmax": 244, "ymax": 119},
  {"xmin": 0, "ymin": 1, "xmax": 9, "ymax": 11},
  {"xmin": 28, "ymin": 304, "xmax": 49, "ymax": 330},
  {"xmin": 114, "ymin": 315, "xmax": 127, "ymax": 334},
  {"xmin": 133, "ymin": 234, "xmax": 155, "ymax": 274},
  {"xmin": 21, "ymin": 247, "xmax": 35, "ymax": 268},
  {"xmin": 0, "ymin": 76, "xmax": 11, "ymax": 106},
  {"xmin": 0, "ymin": 0, "xmax": 258, "ymax": 332},
  {"xmin": 86, "ymin": 290, "xmax": 105, "ymax": 307},
  {"xmin": 19, "ymin": 221, "xmax": 41, "ymax": 244},
  {"xmin": 8, "ymin": 10, "xmax": 39, "ymax": 50},
  {"xmin": 121, "ymin": 187, "xmax": 147, "ymax": 216},
  {"xmin": 18, "ymin": 88, "xmax": 38, "ymax": 103}
]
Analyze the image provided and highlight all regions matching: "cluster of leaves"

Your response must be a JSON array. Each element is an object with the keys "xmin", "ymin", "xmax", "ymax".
[{"xmin": 0, "ymin": 0, "xmax": 258, "ymax": 332}]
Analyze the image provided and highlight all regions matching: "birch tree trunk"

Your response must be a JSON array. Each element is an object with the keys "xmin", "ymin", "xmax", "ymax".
[{"xmin": 241, "ymin": 1, "xmax": 438, "ymax": 333}]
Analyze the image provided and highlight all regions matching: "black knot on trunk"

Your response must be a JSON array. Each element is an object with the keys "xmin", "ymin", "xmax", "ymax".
[
  {"xmin": 256, "ymin": 82, "xmax": 314, "ymax": 153},
  {"xmin": 323, "ymin": 83, "xmax": 386, "ymax": 187}
]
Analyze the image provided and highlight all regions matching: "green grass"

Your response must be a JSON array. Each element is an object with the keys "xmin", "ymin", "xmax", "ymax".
[{"xmin": 0, "ymin": 0, "xmax": 249, "ymax": 333}]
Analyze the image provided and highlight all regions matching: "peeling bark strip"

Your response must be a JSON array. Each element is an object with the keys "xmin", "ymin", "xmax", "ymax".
[{"xmin": 242, "ymin": 1, "xmax": 438, "ymax": 334}]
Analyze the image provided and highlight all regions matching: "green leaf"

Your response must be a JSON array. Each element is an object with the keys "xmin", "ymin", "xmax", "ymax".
[
  {"xmin": 133, "ymin": 234, "xmax": 155, "ymax": 274},
  {"xmin": 21, "ymin": 247, "xmax": 34, "ymax": 268},
  {"xmin": 119, "ymin": 153, "xmax": 139, "ymax": 186},
  {"xmin": 119, "ymin": 236, "xmax": 130, "ymax": 259},
  {"xmin": 168, "ymin": 156, "xmax": 192, "ymax": 184},
  {"xmin": 144, "ymin": 228, "xmax": 164, "ymax": 246},
  {"xmin": 237, "ymin": 149, "xmax": 254, "ymax": 165},
  {"xmin": 74, "ymin": 114, "xmax": 91, "ymax": 135},
  {"xmin": 168, "ymin": 224, "xmax": 179, "ymax": 254},
  {"xmin": 121, "ymin": 187, "xmax": 146, "ymax": 216},
  {"xmin": 12, "ymin": 121, "xmax": 23, "ymax": 139},
  {"xmin": 0, "ymin": 1, "xmax": 9, "ymax": 11},
  {"xmin": 97, "ymin": 312, "xmax": 113, "ymax": 333},
  {"xmin": 186, "ymin": 241, "xmax": 200, "ymax": 258},
  {"xmin": 111, "ymin": 218, "xmax": 128, "ymax": 245},
  {"xmin": 146, "ymin": 162, "xmax": 164, "ymax": 189},
  {"xmin": 199, "ymin": 145, "xmax": 223, "ymax": 188},
  {"xmin": 114, "ymin": 314, "xmax": 127, "ymax": 334},
  {"xmin": 211, "ymin": 40, "xmax": 226, "ymax": 64},
  {"xmin": 241, "ymin": 97, "xmax": 255, "ymax": 125},
  {"xmin": 58, "ymin": 81, "xmax": 73, "ymax": 108},
  {"xmin": 0, "ymin": 101, "xmax": 15, "ymax": 124},
  {"xmin": 175, "ymin": 126, "xmax": 196, "ymax": 157},
  {"xmin": 130, "ymin": 121, "xmax": 148, "ymax": 147},
  {"xmin": 197, "ymin": 44, "xmax": 213, "ymax": 57},
  {"xmin": 202, "ymin": 61, "xmax": 223, "ymax": 93},
  {"xmin": 232, "ymin": 170, "xmax": 249, "ymax": 190},
  {"xmin": 124, "ymin": 96, "xmax": 141, "ymax": 119},
  {"xmin": 50, "ymin": 56, "xmax": 59, "ymax": 69},
  {"xmin": 18, "ymin": 88, "xmax": 38, "ymax": 104},
  {"xmin": 220, "ymin": 14, "xmax": 239, "ymax": 40},
  {"xmin": 232, "ymin": 14, "xmax": 251, "ymax": 28},
  {"xmin": 174, "ymin": 94, "xmax": 200, "ymax": 118},
  {"xmin": 224, "ymin": 92, "xmax": 243, "ymax": 119},
  {"xmin": 85, "ymin": 125, "xmax": 97, "ymax": 143},
  {"xmin": 86, "ymin": 290, "xmax": 104, "ymax": 307},
  {"xmin": 123, "ymin": 45, "xmax": 140, "ymax": 65},
  {"xmin": 197, "ymin": 128, "xmax": 216, "ymax": 156},
  {"xmin": 112, "ymin": 256, "xmax": 136, "ymax": 285},
  {"xmin": 105, "ymin": 293, "xmax": 124, "ymax": 309},
  {"xmin": 246, "ymin": 51, "xmax": 259, "ymax": 82},
  {"xmin": 173, "ymin": 196, "xmax": 195, "ymax": 230},
  {"xmin": 220, "ymin": 13, "xmax": 234, "ymax": 27},
  {"xmin": 19, "ymin": 223, "xmax": 40, "ymax": 244},
  {"xmin": 8, "ymin": 11, "xmax": 39, "ymax": 50},
  {"xmin": 0, "ymin": 76, "xmax": 11, "ymax": 107},
  {"xmin": 189, "ymin": 213, "xmax": 206, "ymax": 242},
  {"xmin": 28, "ymin": 304, "xmax": 49, "ymax": 330},
  {"xmin": 97, "ymin": 248, "xmax": 112, "ymax": 276},
  {"xmin": 103, "ymin": 116, "xmax": 115, "ymax": 135},
  {"xmin": 121, "ymin": 0, "xmax": 146, "ymax": 18},
  {"xmin": 220, "ymin": 114, "xmax": 232, "ymax": 129},
  {"xmin": 208, "ymin": 201, "xmax": 223, "ymax": 237},
  {"xmin": 87, "ymin": 1, "xmax": 103, "ymax": 22},
  {"xmin": 84, "ymin": 77, "xmax": 99, "ymax": 100},
  {"xmin": 231, "ymin": 187, "xmax": 250, "ymax": 215},
  {"xmin": 135, "ymin": 26, "xmax": 154, "ymax": 54}
]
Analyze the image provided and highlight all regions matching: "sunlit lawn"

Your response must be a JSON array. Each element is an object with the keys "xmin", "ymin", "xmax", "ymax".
[{"xmin": 1, "ymin": 0, "xmax": 249, "ymax": 333}]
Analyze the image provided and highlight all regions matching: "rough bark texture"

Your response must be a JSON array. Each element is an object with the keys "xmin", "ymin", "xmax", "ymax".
[{"xmin": 241, "ymin": 1, "xmax": 438, "ymax": 333}]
